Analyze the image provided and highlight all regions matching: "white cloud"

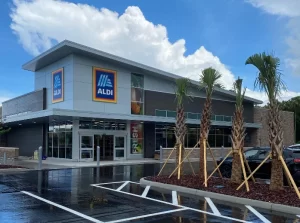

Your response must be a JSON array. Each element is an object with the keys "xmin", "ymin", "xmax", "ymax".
[
  {"xmin": 246, "ymin": 0, "xmax": 300, "ymax": 75},
  {"xmin": 9, "ymin": 0, "xmax": 300, "ymax": 104}
]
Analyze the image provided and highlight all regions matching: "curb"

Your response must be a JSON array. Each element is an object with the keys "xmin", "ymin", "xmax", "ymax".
[{"xmin": 140, "ymin": 178, "xmax": 300, "ymax": 215}]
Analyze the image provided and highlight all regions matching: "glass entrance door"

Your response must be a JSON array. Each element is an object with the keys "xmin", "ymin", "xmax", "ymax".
[
  {"xmin": 114, "ymin": 136, "xmax": 126, "ymax": 160},
  {"xmin": 80, "ymin": 135, "xmax": 94, "ymax": 162}
]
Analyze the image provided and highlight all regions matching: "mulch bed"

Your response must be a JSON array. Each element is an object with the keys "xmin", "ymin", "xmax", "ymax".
[
  {"xmin": 146, "ymin": 175, "xmax": 300, "ymax": 207},
  {"xmin": 0, "ymin": 165, "xmax": 25, "ymax": 169}
]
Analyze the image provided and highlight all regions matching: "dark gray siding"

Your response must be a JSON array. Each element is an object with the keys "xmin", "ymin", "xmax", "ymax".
[
  {"xmin": 7, "ymin": 124, "xmax": 44, "ymax": 156},
  {"xmin": 144, "ymin": 122, "xmax": 155, "ymax": 158},
  {"xmin": 2, "ymin": 88, "xmax": 46, "ymax": 119},
  {"xmin": 144, "ymin": 90, "xmax": 254, "ymax": 123}
]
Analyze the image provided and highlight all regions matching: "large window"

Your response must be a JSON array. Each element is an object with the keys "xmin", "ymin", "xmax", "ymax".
[
  {"xmin": 48, "ymin": 121, "xmax": 72, "ymax": 159},
  {"xmin": 155, "ymin": 124, "xmax": 232, "ymax": 149},
  {"xmin": 131, "ymin": 73, "xmax": 144, "ymax": 115},
  {"xmin": 79, "ymin": 120, "xmax": 126, "ymax": 130},
  {"xmin": 130, "ymin": 122, "xmax": 144, "ymax": 154}
]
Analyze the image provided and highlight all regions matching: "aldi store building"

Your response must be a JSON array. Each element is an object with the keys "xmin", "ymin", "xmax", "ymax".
[{"xmin": 1, "ymin": 40, "xmax": 294, "ymax": 161}]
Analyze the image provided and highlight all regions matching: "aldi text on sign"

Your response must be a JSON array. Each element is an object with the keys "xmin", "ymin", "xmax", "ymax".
[
  {"xmin": 93, "ymin": 67, "xmax": 117, "ymax": 103},
  {"xmin": 52, "ymin": 68, "xmax": 64, "ymax": 103}
]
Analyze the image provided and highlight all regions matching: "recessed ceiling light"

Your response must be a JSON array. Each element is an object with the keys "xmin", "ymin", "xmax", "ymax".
[
  {"xmin": 33, "ymin": 122, "xmax": 36, "ymax": 124},
  {"xmin": 18, "ymin": 124, "xmax": 22, "ymax": 126}
]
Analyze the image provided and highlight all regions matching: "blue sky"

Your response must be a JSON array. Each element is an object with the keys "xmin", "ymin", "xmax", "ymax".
[{"xmin": 0, "ymin": 0, "xmax": 299, "ymax": 103}]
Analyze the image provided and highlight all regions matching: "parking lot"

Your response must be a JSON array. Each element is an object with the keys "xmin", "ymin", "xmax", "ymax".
[{"xmin": 0, "ymin": 164, "xmax": 299, "ymax": 222}]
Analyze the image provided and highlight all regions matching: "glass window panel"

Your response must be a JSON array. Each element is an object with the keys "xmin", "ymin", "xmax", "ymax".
[
  {"xmin": 215, "ymin": 115, "xmax": 224, "ymax": 121},
  {"xmin": 131, "ymin": 88, "xmax": 144, "ymax": 102},
  {"xmin": 48, "ymin": 124, "xmax": 53, "ymax": 133},
  {"xmin": 223, "ymin": 128, "xmax": 232, "ymax": 135},
  {"xmin": 81, "ymin": 136, "xmax": 93, "ymax": 148},
  {"xmin": 155, "ymin": 132, "xmax": 166, "ymax": 150},
  {"xmin": 208, "ymin": 134, "xmax": 215, "ymax": 147},
  {"xmin": 131, "ymin": 102, "xmax": 144, "ymax": 115},
  {"xmin": 53, "ymin": 125, "xmax": 59, "ymax": 133},
  {"xmin": 215, "ymin": 128, "xmax": 224, "ymax": 135},
  {"xmin": 131, "ymin": 73, "xmax": 144, "ymax": 88},
  {"xmin": 131, "ymin": 138, "xmax": 143, "ymax": 154},
  {"xmin": 166, "ymin": 125, "xmax": 175, "ymax": 134},
  {"xmin": 187, "ymin": 112, "xmax": 198, "ymax": 119},
  {"xmin": 210, "ymin": 115, "xmax": 216, "ymax": 121},
  {"xmin": 81, "ymin": 150, "xmax": 93, "ymax": 159},
  {"xmin": 216, "ymin": 135, "xmax": 224, "ymax": 147},
  {"xmin": 59, "ymin": 123, "xmax": 66, "ymax": 132},
  {"xmin": 167, "ymin": 111, "xmax": 176, "ymax": 118},
  {"xmin": 79, "ymin": 121, "xmax": 91, "ymax": 129},
  {"xmin": 209, "ymin": 127, "xmax": 215, "ymax": 135},
  {"xmin": 48, "ymin": 133, "xmax": 53, "ymax": 157},
  {"xmin": 53, "ymin": 133, "xmax": 58, "ymax": 158},
  {"xmin": 115, "ymin": 150, "xmax": 125, "ymax": 158},
  {"xmin": 223, "ymin": 135, "xmax": 232, "ymax": 147},
  {"xmin": 166, "ymin": 134, "xmax": 176, "ymax": 148},
  {"xmin": 184, "ymin": 134, "xmax": 188, "ymax": 148},
  {"xmin": 155, "ymin": 110, "xmax": 167, "ymax": 117},
  {"xmin": 65, "ymin": 132, "xmax": 72, "ymax": 159},
  {"xmin": 59, "ymin": 132, "xmax": 66, "ymax": 158},
  {"xmin": 104, "ymin": 122, "xmax": 116, "ymax": 130},
  {"xmin": 224, "ymin": 116, "xmax": 232, "ymax": 122},
  {"xmin": 116, "ymin": 122, "xmax": 126, "ymax": 130},
  {"xmin": 115, "ymin": 137, "xmax": 125, "ymax": 148}
]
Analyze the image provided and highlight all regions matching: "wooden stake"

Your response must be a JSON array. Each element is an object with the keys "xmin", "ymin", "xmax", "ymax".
[
  {"xmin": 242, "ymin": 152, "xmax": 255, "ymax": 182},
  {"xmin": 239, "ymin": 150, "xmax": 249, "ymax": 192},
  {"xmin": 169, "ymin": 141, "xmax": 200, "ymax": 178},
  {"xmin": 203, "ymin": 139, "xmax": 207, "ymax": 187},
  {"xmin": 284, "ymin": 166, "xmax": 292, "ymax": 188},
  {"xmin": 237, "ymin": 153, "xmax": 271, "ymax": 190},
  {"xmin": 205, "ymin": 150, "xmax": 233, "ymax": 185},
  {"xmin": 178, "ymin": 144, "xmax": 182, "ymax": 180},
  {"xmin": 279, "ymin": 155, "xmax": 300, "ymax": 199},
  {"xmin": 207, "ymin": 142, "xmax": 223, "ymax": 178},
  {"xmin": 158, "ymin": 146, "xmax": 176, "ymax": 176}
]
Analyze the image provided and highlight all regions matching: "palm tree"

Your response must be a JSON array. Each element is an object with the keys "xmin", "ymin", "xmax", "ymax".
[
  {"xmin": 174, "ymin": 78, "xmax": 190, "ymax": 176},
  {"xmin": 199, "ymin": 68, "xmax": 222, "ymax": 180},
  {"xmin": 230, "ymin": 77, "xmax": 246, "ymax": 184},
  {"xmin": 246, "ymin": 52, "xmax": 285, "ymax": 190}
]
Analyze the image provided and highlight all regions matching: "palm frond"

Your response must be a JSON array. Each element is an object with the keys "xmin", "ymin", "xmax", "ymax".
[
  {"xmin": 175, "ymin": 77, "xmax": 191, "ymax": 106},
  {"xmin": 245, "ymin": 52, "xmax": 286, "ymax": 103},
  {"xmin": 199, "ymin": 67, "xmax": 222, "ymax": 97},
  {"xmin": 233, "ymin": 77, "xmax": 246, "ymax": 107}
]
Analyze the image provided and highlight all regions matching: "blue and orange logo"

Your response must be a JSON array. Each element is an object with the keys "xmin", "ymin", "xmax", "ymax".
[
  {"xmin": 52, "ymin": 68, "xmax": 64, "ymax": 103},
  {"xmin": 93, "ymin": 67, "xmax": 117, "ymax": 103}
]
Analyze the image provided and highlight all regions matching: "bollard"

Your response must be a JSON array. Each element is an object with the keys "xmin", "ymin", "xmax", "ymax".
[
  {"xmin": 38, "ymin": 146, "xmax": 42, "ymax": 170},
  {"xmin": 3, "ymin": 152, "xmax": 7, "ymax": 165},
  {"xmin": 160, "ymin": 146, "xmax": 163, "ymax": 162},
  {"xmin": 97, "ymin": 146, "xmax": 100, "ymax": 167}
]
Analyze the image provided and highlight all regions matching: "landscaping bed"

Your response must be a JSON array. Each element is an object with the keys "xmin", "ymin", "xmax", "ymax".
[
  {"xmin": 146, "ymin": 175, "xmax": 300, "ymax": 207},
  {"xmin": 0, "ymin": 165, "xmax": 25, "ymax": 169}
]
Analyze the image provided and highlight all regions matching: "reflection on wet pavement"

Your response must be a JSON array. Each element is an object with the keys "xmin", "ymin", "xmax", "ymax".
[{"xmin": 0, "ymin": 163, "xmax": 299, "ymax": 223}]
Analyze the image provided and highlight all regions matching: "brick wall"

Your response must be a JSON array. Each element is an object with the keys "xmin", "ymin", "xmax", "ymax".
[{"xmin": 252, "ymin": 107, "xmax": 295, "ymax": 147}]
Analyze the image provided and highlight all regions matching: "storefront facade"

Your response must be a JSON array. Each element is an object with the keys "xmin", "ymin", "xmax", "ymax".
[{"xmin": 1, "ymin": 40, "xmax": 269, "ymax": 161}]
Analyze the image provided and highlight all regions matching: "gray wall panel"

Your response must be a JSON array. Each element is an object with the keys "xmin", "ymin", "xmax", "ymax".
[
  {"xmin": 144, "ymin": 122, "xmax": 155, "ymax": 158},
  {"xmin": 7, "ymin": 124, "xmax": 44, "ymax": 157},
  {"xmin": 2, "ymin": 88, "xmax": 46, "ymax": 118},
  {"xmin": 144, "ymin": 90, "xmax": 254, "ymax": 123}
]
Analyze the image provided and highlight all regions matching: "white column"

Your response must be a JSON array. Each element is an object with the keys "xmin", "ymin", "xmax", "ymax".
[{"xmin": 72, "ymin": 119, "xmax": 80, "ymax": 161}]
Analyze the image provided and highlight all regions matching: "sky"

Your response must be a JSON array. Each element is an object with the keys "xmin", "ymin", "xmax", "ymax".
[{"xmin": 0, "ymin": 0, "xmax": 300, "ymax": 104}]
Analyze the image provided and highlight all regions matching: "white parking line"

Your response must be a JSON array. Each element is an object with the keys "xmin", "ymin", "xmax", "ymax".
[
  {"xmin": 172, "ymin": 191, "xmax": 178, "ymax": 205},
  {"xmin": 21, "ymin": 191, "xmax": 103, "ymax": 223},
  {"xmin": 205, "ymin": 197, "xmax": 221, "ymax": 216},
  {"xmin": 142, "ymin": 185, "xmax": 150, "ymax": 197},
  {"xmin": 91, "ymin": 184, "xmax": 248, "ymax": 223},
  {"xmin": 105, "ymin": 208, "xmax": 187, "ymax": 223},
  {"xmin": 246, "ymin": 205, "xmax": 270, "ymax": 223},
  {"xmin": 116, "ymin": 181, "xmax": 130, "ymax": 191},
  {"xmin": 91, "ymin": 181, "xmax": 128, "ymax": 186}
]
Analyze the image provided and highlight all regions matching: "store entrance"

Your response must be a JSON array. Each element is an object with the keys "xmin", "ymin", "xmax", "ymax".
[{"xmin": 94, "ymin": 135, "xmax": 114, "ymax": 161}]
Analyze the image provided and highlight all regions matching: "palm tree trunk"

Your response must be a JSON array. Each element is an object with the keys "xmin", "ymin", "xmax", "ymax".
[
  {"xmin": 269, "ymin": 102, "xmax": 284, "ymax": 190},
  {"xmin": 175, "ymin": 105, "xmax": 186, "ymax": 177},
  {"xmin": 230, "ymin": 107, "xmax": 245, "ymax": 184},
  {"xmin": 199, "ymin": 98, "xmax": 211, "ymax": 179},
  {"xmin": 231, "ymin": 152, "xmax": 242, "ymax": 183}
]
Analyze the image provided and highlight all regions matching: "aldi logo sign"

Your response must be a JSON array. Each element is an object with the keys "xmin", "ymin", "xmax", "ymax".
[
  {"xmin": 93, "ymin": 67, "xmax": 117, "ymax": 103},
  {"xmin": 52, "ymin": 68, "xmax": 64, "ymax": 103}
]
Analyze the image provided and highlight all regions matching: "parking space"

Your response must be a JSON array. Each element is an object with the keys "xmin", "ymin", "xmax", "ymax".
[{"xmin": 0, "ymin": 164, "xmax": 299, "ymax": 223}]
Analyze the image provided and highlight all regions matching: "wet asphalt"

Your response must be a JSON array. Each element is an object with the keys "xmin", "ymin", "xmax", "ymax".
[{"xmin": 0, "ymin": 163, "xmax": 299, "ymax": 223}]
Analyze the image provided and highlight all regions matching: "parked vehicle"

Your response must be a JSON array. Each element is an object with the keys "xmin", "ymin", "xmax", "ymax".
[{"xmin": 217, "ymin": 147, "xmax": 300, "ymax": 185}]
